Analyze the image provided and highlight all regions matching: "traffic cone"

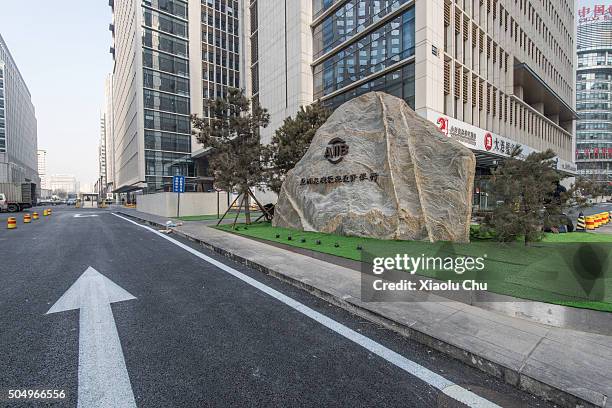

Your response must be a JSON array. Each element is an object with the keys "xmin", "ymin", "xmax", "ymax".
[
  {"xmin": 32, "ymin": 212, "xmax": 39, "ymax": 220},
  {"xmin": 7, "ymin": 217, "xmax": 16, "ymax": 229},
  {"xmin": 23, "ymin": 214, "xmax": 31, "ymax": 224}
]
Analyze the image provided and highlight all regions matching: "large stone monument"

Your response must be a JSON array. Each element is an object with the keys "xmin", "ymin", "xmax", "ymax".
[{"xmin": 273, "ymin": 92, "xmax": 476, "ymax": 243}]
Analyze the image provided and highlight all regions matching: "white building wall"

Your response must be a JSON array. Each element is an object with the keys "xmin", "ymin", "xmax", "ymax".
[
  {"xmin": 249, "ymin": 0, "xmax": 313, "ymax": 144},
  {"xmin": 0, "ymin": 34, "xmax": 39, "ymax": 186},
  {"xmin": 111, "ymin": 0, "xmax": 145, "ymax": 190}
]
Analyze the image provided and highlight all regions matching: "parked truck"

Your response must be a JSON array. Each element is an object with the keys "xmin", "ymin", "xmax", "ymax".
[{"xmin": 0, "ymin": 182, "xmax": 37, "ymax": 212}]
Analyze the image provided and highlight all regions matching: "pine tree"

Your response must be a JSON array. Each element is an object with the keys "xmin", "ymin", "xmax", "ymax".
[
  {"xmin": 263, "ymin": 102, "xmax": 331, "ymax": 193},
  {"xmin": 484, "ymin": 147, "xmax": 564, "ymax": 245},
  {"xmin": 191, "ymin": 88, "xmax": 270, "ymax": 224}
]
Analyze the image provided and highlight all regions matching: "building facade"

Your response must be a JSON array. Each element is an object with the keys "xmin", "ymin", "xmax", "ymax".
[
  {"xmin": 109, "ymin": 0, "xmax": 241, "ymax": 194},
  {"xmin": 37, "ymin": 149, "xmax": 48, "ymax": 189},
  {"xmin": 98, "ymin": 112, "xmax": 108, "ymax": 197},
  {"xmin": 0, "ymin": 34, "xmax": 39, "ymax": 188},
  {"xmin": 575, "ymin": 4, "xmax": 612, "ymax": 185},
  {"xmin": 246, "ymin": 0, "xmax": 577, "ymax": 210},
  {"xmin": 48, "ymin": 174, "xmax": 78, "ymax": 195},
  {"xmin": 109, "ymin": 0, "xmax": 194, "ymax": 195}
]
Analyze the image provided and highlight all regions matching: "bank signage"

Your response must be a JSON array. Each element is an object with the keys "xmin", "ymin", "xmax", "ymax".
[
  {"xmin": 578, "ymin": 5, "xmax": 612, "ymax": 23},
  {"xmin": 427, "ymin": 111, "xmax": 577, "ymax": 174},
  {"xmin": 324, "ymin": 137, "xmax": 349, "ymax": 164}
]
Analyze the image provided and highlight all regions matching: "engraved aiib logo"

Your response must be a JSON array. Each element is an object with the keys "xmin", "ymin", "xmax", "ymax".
[{"xmin": 324, "ymin": 138, "xmax": 349, "ymax": 164}]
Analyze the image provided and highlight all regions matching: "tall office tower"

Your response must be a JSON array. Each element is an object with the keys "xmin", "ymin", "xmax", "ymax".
[
  {"xmin": 98, "ymin": 112, "xmax": 107, "ymax": 196},
  {"xmin": 110, "ymin": 0, "xmax": 194, "ymax": 194},
  {"xmin": 247, "ymin": 0, "xmax": 577, "ymax": 209},
  {"xmin": 0, "ymin": 34, "xmax": 39, "ymax": 187},
  {"xmin": 575, "ymin": 4, "xmax": 612, "ymax": 185},
  {"xmin": 109, "ymin": 0, "xmax": 243, "ymax": 194},
  {"xmin": 104, "ymin": 74, "xmax": 115, "ymax": 194},
  {"xmin": 188, "ymin": 0, "xmax": 242, "ymax": 187},
  {"xmin": 37, "ymin": 149, "xmax": 48, "ymax": 190}
]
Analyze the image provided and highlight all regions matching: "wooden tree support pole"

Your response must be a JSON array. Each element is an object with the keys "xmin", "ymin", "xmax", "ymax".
[
  {"xmin": 247, "ymin": 188, "xmax": 273, "ymax": 221},
  {"xmin": 217, "ymin": 192, "xmax": 242, "ymax": 226},
  {"xmin": 232, "ymin": 193, "xmax": 246, "ymax": 229}
]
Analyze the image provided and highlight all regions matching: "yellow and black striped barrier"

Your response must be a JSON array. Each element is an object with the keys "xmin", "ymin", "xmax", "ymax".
[
  {"xmin": 586, "ymin": 216, "xmax": 595, "ymax": 231},
  {"xmin": 576, "ymin": 215, "xmax": 586, "ymax": 232},
  {"xmin": 7, "ymin": 217, "xmax": 17, "ymax": 229},
  {"xmin": 23, "ymin": 213, "xmax": 31, "ymax": 224},
  {"xmin": 32, "ymin": 212, "xmax": 39, "ymax": 220}
]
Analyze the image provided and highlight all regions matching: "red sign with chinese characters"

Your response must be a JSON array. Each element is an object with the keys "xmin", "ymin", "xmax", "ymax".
[{"xmin": 578, "ymin": 4, "xmax": 612, "ymax": 23}]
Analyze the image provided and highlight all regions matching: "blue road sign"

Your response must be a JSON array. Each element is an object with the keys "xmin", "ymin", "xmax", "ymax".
[{"xmin": 172, "ymin": 175, "xmax": 185, "ymax": 193}]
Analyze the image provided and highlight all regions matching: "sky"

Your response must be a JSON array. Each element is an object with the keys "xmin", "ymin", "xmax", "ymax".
[{"xmin": 0, "ymin": 1, "xmax": 113, "ymax": 186}]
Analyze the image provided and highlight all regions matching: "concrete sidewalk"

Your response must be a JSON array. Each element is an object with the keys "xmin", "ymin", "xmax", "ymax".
[{"xmin": 117, "ymin": 208, "xmax": 612, "ymax": 408}]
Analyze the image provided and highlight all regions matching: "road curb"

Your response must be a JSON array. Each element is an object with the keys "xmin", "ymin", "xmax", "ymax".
[{"xmin": 117, "ymin": 211, "xmax": 606, "ymax": 408}]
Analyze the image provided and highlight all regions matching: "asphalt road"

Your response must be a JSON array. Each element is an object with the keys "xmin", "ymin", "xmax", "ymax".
[{"xmin": 0, "ymin": 207, "xmax": 556, "ymax": 407}]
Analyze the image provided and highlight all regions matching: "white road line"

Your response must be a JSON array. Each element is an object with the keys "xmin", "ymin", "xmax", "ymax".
[{"xmin": 112, "ymin": 213, "xmax": 500, "ymax": 408}]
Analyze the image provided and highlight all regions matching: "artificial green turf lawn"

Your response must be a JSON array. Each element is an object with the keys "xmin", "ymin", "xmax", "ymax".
[{"xmin": 215, "ymin": 222, "xmax": 612, "ymax": 312}]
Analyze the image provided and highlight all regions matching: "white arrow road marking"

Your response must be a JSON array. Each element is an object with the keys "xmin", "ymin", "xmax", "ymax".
[
  {"xmin": 113, "ymin": 213, "xmax": 501, "ymax": 408},
  {"xmin": 73, "ymin": 214, "xmax": 100, "ymax": 218},
  {"xmin": 47, "ymin": 267, "xmax": 137, "ymax": 408}
]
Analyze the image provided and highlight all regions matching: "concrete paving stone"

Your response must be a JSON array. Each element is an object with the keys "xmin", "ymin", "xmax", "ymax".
[{"xmin": 521, "ymin": 337, "xmax": 612, "ymax": 407}]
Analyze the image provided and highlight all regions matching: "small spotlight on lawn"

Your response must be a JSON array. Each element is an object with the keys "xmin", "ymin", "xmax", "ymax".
[
  {"xmin": 316, "ymin": 240, "xmax": 322, "ymax": 245},
  {"xmin": 334, "ymin": 243, "xmax": 340, "ymax": 248},
  {"xmin": 275, "ymin": 234, "xmax": 280, "ymax": 238},
  {"xmin": 288, "ymin": 236, "xmax": 292, "ymax": 241},
  {"xmin": 300, "ymin": 238, "xmax": 306, "ymax": 243},
  {"xmin": 357, "ymin": 245, "xmax": 363, "ymax": 251}
]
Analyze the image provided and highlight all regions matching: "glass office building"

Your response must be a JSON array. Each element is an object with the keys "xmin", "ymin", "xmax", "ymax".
[
  {"xmin": 312, "ymin": 1, "xmax": 415, "ymax": 110},
  {"xmin": 0, "ymin": 34, "xmax": 38, "ymax": 186},
  {"xmin": 142, "ymin": 0, "xmax": 194, "ymax": 191},
  {"xmin": 109, "ymin": 0, "xmax": 243, "ymax": 194},
  {"xmin": 575, "ymin": 12, "xmax": 612, "ymax": 185}
]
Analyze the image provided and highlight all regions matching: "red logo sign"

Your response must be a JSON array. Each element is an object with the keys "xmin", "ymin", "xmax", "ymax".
[
  {"xmin": 484, "ymin": 133, "xmax": 493, "ymax": 151},
  {"xmin": 436, "ymin": 117, "xmax": 449, "ymax": 136}
]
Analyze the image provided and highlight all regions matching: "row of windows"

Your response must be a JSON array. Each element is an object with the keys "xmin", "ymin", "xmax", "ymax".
[
  {"xmin": 143, "ymin": 28, "xmax": 188, "ymax": 58},
  {"xmin": 144, "ymin": 109, "xmax": 191, "ymax": 134},
  {"xmin": 577, "ymin": 81, "xmax": 611, "ymax": 91},
  {"xmin": 577, "ymin": 102, "xmax": 612, "ymax": 111},
  {"xmin": 577, "ymin": 132, "xmax": 612, "ymax": 140},
  {"xmin": 145, "ymin": 130, "xmax": 191, "ymax": 153},
  {"xmin": 144, "ymin": 89, "xmax": 190, "ymax": 115},
  {"xmin": 314, "ymin": 8, "xmax": 415, "ymax": 99},
  {"xmin": 202, "ymin": 0, "xmax": 238, "ymax": 17},
  {"xmin": 313, "ymin": 0, "xmax": 410, "ymax": 59},
  {"xmin": 202, "ymin": 67, "xmax": 240, "ymax": 88},
  {"xmin": 578, "ymin": 72, "xmax": 612, "ymax": 81},
  {"xmin": 202, "ymin": 27, "xmax": 239, "ymax": 53},
  {"xmin": 143, "ymin": 8, "xmax": 187, "ymax": 38},
  {"xmin": 577, "ymin": 92, "xmax": 612, "ymax": 102},
  {"xmin": 202, "ymin": 44, "xmax": 239, "ymax": 70},
  {"xmin": 143, "ymin": 49, "xmax": 189, "ymax": 77},
  {"xmin": 579, "ymin": 112, "xmax": 612, "ymax": 121},
  {"xmin": 322, "ymin": 63, "xmax": 415, "ymax": 111},
  {"xmin": 145, "ymin": 151, "xmax": 194, "ymax": 178},
  {"xmin": 202, "ymin": 6, "xmax": 239, "ymax": 35},
  {"xmin": 577, "ymin": 122, "xmax": 612, "ymax": 131},
  {"xmin": 144, "ymin": 69, "xmax": 190, "ymax": 96},
  {"xmin": 144, "ymin": 0, "xmax": 187, "ymax": 20}
]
